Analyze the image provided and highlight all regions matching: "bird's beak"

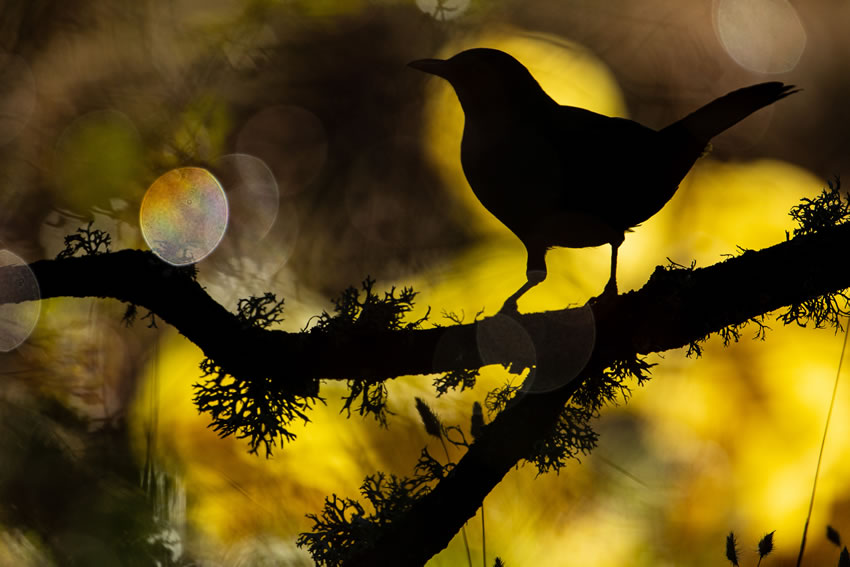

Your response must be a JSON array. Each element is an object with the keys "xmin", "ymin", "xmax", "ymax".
[{"xmin": 407, "ymin": 58, "xmax": 450, "ymax": 79}]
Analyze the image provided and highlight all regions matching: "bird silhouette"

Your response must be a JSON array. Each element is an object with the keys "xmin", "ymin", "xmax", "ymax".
[{"xmin": 409, "ymin": 48, "xmax": 798, "ymax": 311}]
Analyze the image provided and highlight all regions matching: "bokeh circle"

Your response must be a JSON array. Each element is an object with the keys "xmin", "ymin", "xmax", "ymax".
[
  {"xmin": 210, "ymin": 153, "xmax": 280, "ymax": 244},
  {"xmin": 713, "ymin": 0, "xmax": 806, "ymax": 74},
  {"xmin": 0, "ymin": 250, "xmax": 41, "ymax": 352},
  {"xmin": 521, "ymin": 303, "xmax": 596, "ymax": 393},
  {"xmin": 140, "ymin": 167, "xmax": 229, "ymax": 265}
]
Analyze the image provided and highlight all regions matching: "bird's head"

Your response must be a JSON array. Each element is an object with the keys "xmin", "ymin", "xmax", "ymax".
[{"xmin": 408, "ymin": 48, "xmax": 550, "ymax": 114}]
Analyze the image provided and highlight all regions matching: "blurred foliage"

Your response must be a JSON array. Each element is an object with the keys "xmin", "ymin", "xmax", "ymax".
[
  {"xmin": 168, "ymin": 95, "xmax": 232, "ymax": 166},
  {"xmin": 53, "ymin": 110, "xmax": 147, "ymax": 216},
  {"xmin": 0, "ymin": 400, "xmax": 187, "ymax": 565}
]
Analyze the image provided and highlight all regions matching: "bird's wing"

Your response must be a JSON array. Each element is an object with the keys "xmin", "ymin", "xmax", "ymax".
[{"xmin": 544, "ymin": 106, "xmax": 663, "ymax": 227}]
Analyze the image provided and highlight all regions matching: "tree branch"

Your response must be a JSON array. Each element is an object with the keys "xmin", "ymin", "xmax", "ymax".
[
  {"xmin": 5, "ymin": 224, "xmax": 849, "ymax": 385},
  {"xmin": 3, "ymin": 224, "xmax": 850, "ymax": 564},
  {"xmin": 342, "ymin": 223, "xmax": 850, "ymax": 566}
]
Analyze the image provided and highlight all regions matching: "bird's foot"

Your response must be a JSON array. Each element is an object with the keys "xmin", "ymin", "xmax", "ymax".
[
  {"xmin": 591, "ymin": 280, "xmax": 618, "ymax": 307},
  {"xmin": 498, "ymin": 296, "xmax": 520, "ymax": 316},
  {"xmin": 498, "ymin": 270, "xmax": 546, "ymax": 316}
]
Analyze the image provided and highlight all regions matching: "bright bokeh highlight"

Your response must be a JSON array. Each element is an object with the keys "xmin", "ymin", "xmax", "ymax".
[
  {"xmin": 713, "ymin": 0, "xmax": 806, "ymax": 73},
  {"xmin": 140, "ymin": 167, "xmax": 229, "ymax": 265},
  {"xmin": 0, "ymin": 250, "xmax": 40, "ymax": 352},
  {"xmin": 211, "ymin": 153, "xmax": 280, "ymax": 244}
]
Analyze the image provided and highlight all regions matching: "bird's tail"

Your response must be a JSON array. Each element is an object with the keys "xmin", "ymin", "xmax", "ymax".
[{"xmin": 662, "ymin": 82, "xmax": 799, "ymax": 142}]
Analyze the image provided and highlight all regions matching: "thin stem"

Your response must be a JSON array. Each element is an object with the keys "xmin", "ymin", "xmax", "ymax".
[
  {"xmin": 439, "ymin": 436, "xmax": 472, "ymax": 567},
  {"xmin": 481, "ymin": 502, "xmax": 486, "ymax": 567},
  {"xmin": 796, "ymin": 318, "xmax": 849, "ymax": 567}
]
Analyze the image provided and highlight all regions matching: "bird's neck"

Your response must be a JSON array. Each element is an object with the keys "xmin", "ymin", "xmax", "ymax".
[{"xmin": 455, "ymin": 84, "xmax": 557, "ymax": 124}]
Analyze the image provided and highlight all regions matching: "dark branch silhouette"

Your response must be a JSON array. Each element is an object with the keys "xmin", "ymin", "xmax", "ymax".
[
  {"xmin": 5, "ymin": 223, "xmax": 848, "ymax": 386},
  {"xmin": 3, "ymin": 197, "xmax": 850, "ymax": 564}
]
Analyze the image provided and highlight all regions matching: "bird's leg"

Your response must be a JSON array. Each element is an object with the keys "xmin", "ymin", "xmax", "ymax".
[
  {"xmin": 601, "ymin": 239, "xmax": 622, "ymax": 297},
  {"xmin": 500, "ymin": 247, "xmax": 547, "ymax": 314},
  {"xmin": 500, "ymin": 270, "xmax": 546, "ymax": 314}
]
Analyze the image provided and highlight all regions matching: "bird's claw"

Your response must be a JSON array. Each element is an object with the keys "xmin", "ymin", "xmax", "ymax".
[
  {"xmin": 591, "ymin": 280, "xmax": 619, "ymax": 307},
  {"xmin": 498, "ymin": 297, "xmax": 520, "ymax": 316}
]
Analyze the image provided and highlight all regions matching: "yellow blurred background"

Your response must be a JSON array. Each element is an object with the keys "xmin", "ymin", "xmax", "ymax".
[{"xmin": 0, "ymin": 1, "xmax": 848, "ymax": 566}]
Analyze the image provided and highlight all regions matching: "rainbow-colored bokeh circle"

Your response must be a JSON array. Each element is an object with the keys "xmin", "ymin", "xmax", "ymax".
[{"xmin": 140, "ymin": 167, "xmax": 229, "ymax": 265}]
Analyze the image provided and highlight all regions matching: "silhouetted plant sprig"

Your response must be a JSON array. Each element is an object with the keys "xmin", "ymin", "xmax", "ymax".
[
  {"xmin": 675, "ymin": 178, "xmax": 850, "ymax": 350},
  {"xmin": 56, "ymin": 221, "xmax": 111, "ymax": 259},
  {"xmin": 122, "ymin": 304, "xmax": 138, "ymax": 327},
  {"xmin": 415, "ymin": 397, "xmax": 443, "ymax": 439},
  {"xmin": 827, "ymin": 526, "xmax": 850, "ymax": 567},
  {"xmin": 432, "ymin": 311, "xmax": 483, "ymax": 396},
  {"xmin": 776, "ymin": 178, "xmax": 850, "ymax": 333},
  {"xmin": 789, "ymin": 177, "xmax": 850, "ymax": 237},
  {"xmin": 342, "ymin": 378, "xmax": 393, "ymax": 427},
  {"xmin": 525, "ymin": 357, "xmax": 652, "ymax": 474},
  {"xmin": 485, "ymin": 381, "xmax": 522, "ymax": 414},
  {"xmin": 297, "ymin": 450, "xmax": 448, "ymax": 566},
  {"xmin": 829, "ymin": 525, "xmax": 843, "ymax": 547},
  {"xmin": 439, "ymin": 307, "xmax": 485, "ymax": 326},
  {"xmin": 192, "ymin": 292, "xmax": 319, "ymax": 456},
  {"xmin": 141, "ymin": 310, "xmax": 158, "ymax": 328},
  {"xmin": 572, "ymin": 356, "xmax": 654, "ymax": 413},
  {"xmin": 527, "ymin": 404, "xmax": 598, "ymax": 474},
  {"xmin": 727, "ymin": 532, "xmax": 740, "ymax": 566},
  {"xmin": 236, "ymin": 292, "xmax": 285, "ymax": 329},
  {"xmin": 413, "ymin": 396, "xmax": 474, "ymax": 566},
  {"xmin": 310, "ymin": 276, "xmax": 429, "ymax": 335},
  {"xmin": 122, "ymin": 304, "xmax": 159, "ymax": 328},
  {"xmin": 470, "ymin": 401, "xmax": 485, "ymax": 440},
  {"xmin": 193, "ymin": 357, "xmax": 322, "ymax": 457},
  {"xmin": 307, "ymin": 278, "xmax": 430, "ymax": 426},
  {"xmin": 687, "ymin": 316, "xmax": 770, "ymax": 358},
  {"xmin": 415, "ymin": 397, "xmax": 471, "ymax": 454},
  {"xmin": 665, "ymin": 257, "xmax": 697, "ymax": 271},
  {"xmin": 777, "ymin": 289, "xmax": 850, "ymax": 332},
  {"xmin": 680, "ymin": 179, "xmax": 850, "ymax": 344},
  {"xmin": 434, "ymin": 368, "xmax": 479, "ymax": 396},
  {"xmin": 725, "ymin": 530, "xmax": 776, "ymax": 567},
  {"xmin": 757, "ymin": 531, "xmax": 775, "ymax": 566}
]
